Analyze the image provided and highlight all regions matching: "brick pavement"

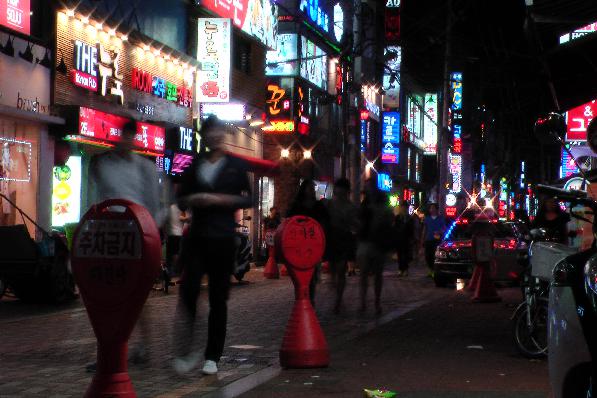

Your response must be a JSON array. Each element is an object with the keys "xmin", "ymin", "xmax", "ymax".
[{"xmin": 0, "ymin": 262, "xmax": 446, "ymax": 397}]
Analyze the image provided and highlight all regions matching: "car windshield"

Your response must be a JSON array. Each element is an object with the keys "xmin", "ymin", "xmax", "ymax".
[{"xmin": 446, "ymin": 222, "xmax": 516, "ymax": 241}]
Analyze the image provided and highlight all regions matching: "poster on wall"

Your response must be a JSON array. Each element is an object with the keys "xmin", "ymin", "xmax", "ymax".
[
  {"xmin": 52, "ymin": 156, "xmax": 82, "ymax": 227},
  {"xmin": 0, "ymin": 0, "xmax": 30, "ymax": 35},
  {"xmin": 197, "ymin": 18, "xmax": 231, "ymax": 103},
  {"xmin": 0, "ymin": 137, "xmax": 32, "ymax": 182},
  {"xmin": 200, "ymin": 0, "xmax": 278, "ymax": 49},
  {"xmin": 300, "ymin": 36, "xmax": 327, "ymax": 90},
  {"xmin": 382, "ymin": 46, "xmax": 401, "ymax": 108},
  {"xmin": 266, "ymin": 34, "xmax": 298, "ymax": 76}
]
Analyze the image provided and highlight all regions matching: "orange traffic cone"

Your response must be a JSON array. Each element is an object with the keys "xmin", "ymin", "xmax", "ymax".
[
  {"xmin": 263, "ymin": 245, "xmax": 279, "ymax": 279},
  {"xmin": 280, "ymin": 264, "xmax": 289, "ymax": 276},
  {"xmin": 471, "ymin": 262, "xmax": 501, "ymax": 303}
]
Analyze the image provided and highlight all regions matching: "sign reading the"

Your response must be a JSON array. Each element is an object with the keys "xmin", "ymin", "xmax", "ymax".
[
  {"xmin": 197, "ymin": 18, "xmax": 231, "ymax": 103},
  {"xmin": 0, "ymin": 0, "xmax": 30, "ymax": 35}
]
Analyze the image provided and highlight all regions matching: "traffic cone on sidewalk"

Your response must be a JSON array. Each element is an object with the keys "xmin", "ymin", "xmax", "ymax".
[
  {"xmin": 467, "ymin": 265, "xmax": 480, "ymax": 292},
  {"xmin": 263, "ymin": 245, "xmax": 279, "ymax": 279},
  {"xmin": 471, "ymin": 262, "xmax": 501, "ymax": 303}
]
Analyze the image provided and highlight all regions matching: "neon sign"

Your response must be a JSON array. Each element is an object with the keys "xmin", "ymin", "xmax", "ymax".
[
  {"xmin": 299, "ymin": 0, "xmax": 329, "ymax": 33},
  {"xmin": 360, "ymin": 120, "xmax": 367, "ymax": 152},
  {"xmin": 560, "ymin": 21, "xmax": 597, "ymax": 44},
  {"xmin": 423, "ymin": 93, "xmax": 438, "ymax": 154},
  {"xmin": 451, "ymin": 72, "xmax": 462, "ymax": 111},
  {"xmin": 263, "ymin": 120, "xmax": 295, "ymax": 133},
  {"xmin": 378, "ymin": 173, "xmax": 392, "ymax": 192},
  {"xmin": 131, "ymin": 68, "xmax": 192, "ymax": 107},
  {"xmin": 0, "ymin": 0, "xmax": 30, "ymax": 35},
  {"xmin": 566, "ymin": 100, "xmax": 596, "ymax": 141},
  {"xmin": 333, "ymin": 4, "xmax": 344, "ymax": 41},
  {"xmin": 197, "ymin": 18, "xmax": 231, "ymax": 103},
  {"xmin": 382, "ymin": 111, "xmax": 400, "ymax": 164}
]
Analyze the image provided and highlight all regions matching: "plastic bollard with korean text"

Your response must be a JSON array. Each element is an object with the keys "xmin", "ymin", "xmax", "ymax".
[
  {"xmin": 275, "ymin": 215, "xmax": 329, "ymax": 368},
  {"xmin": 263, "ymin": 229, "xmax": 280, "ymax": 279},
  {"xmin": 71, "ymin": 199, "xmax": 161, "ymax": 397}
]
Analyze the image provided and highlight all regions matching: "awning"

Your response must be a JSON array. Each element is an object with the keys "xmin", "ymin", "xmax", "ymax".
[{"xmin": 226, "ymin": 152, "xmax": 280, "ymax": 176}]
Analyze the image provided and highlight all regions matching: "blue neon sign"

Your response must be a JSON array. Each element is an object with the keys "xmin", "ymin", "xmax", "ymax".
[
  {"xmin": 299, "ymin": 0, "xmax": 330, "ymax": 33},
  {"xmin": 381, "ymin": 111, "xmax": 400, "ymax": 164},
  {"xmin": 360, "ymin": 120, "xmax": 367, "ymax": 152},
  {"xmin": 378, "ymin": 173, "xmax": 393, "ymax": 192},
  {"xmin": 450, "ymin": 72, "xmax": 462, "ymax": 111}
]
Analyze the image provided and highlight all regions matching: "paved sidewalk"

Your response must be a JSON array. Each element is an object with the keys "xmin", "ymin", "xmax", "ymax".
[
  {"xmin": 240, "ymin": 287, "xmax": 550, "ymax": 398},
  {"xmin": 0, "ymin": 263, "xmax": 444, "ymax": 397}
]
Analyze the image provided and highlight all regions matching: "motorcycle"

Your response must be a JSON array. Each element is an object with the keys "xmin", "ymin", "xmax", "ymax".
[
  {"xmin": 512, "ymin": 228, "xmax": 576, "ymax": 358},
  {"xmin": 233, "ymin": 216, "xmax": 252, "ymax": 282}
]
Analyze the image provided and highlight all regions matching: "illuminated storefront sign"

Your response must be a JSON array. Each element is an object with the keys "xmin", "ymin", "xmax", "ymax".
[
  {"xmin": 77, "ymin": 107, "xmax": 165, "ymax": 153},
  {"xmin": 262, "ymin": 120, "xmax": 295, "ymax": 133},
  {"xmin": 200, "ymin": 103, "xmax": 245, "ymax": 121},
  {"xmin": 132, "ymin": 68, "xmax": 192, "ymax": 107},
  {"xmin": 449, "ymin": 153, "xmax": 462, "ymax": 192},
  {"xmin": 362, "ymin": 86, "xmax": 381, "ymax": 121},
  {"xmin": 566, "ymin": 100, "xmax": 596, "ymax": 141},
  {"xmin": 386, "ymin": 0, "xmax": 400, "ymax": 7},
  {"xmin": 561, "ymin": 147, "xmax": 579, "ymax": 178},
  {"xmin": 0, "ymin": 0, "xmax": 30, "ymax": 35},
  {"xmin": 451, "ymin": 72, "xmax": 463, "ymax": 110},
  {"xmin": 52, "ymin": 156, "xmax": 82, "ymax": 227},
  {"xmin": 360, "ymin": 119, "xmax": 367, "ymax": 152},
  {"xmin": 266, "ymin": 34, "xmax": 299, "ymax": 76},
  {"xmin": 560, "ymin": 21, "xmax": 597, "ymax": 44},
  {"xmin": 200, "ymin": 0, "xmax": 278, "ymax": 48},
  {"xmin": 333, "ymin": 3, "xmax": 344, "ymax": 41},
  {"xmin": 300, "ymin": 36, "xmax": 327, "ymax": 90},
  {"xmin": 382, "ymin": 46, "xmax": 401, "ymax": 108},
  {"xmin": 179, "ymin": 127, "xmax": 194, "ymax": 152},
  {"xmin": 266, "ymin": 80, "xmax": 292, "ymax": 119},
  {"xmin": 197, "ymin": 18, "xmax": 231, "ymax": 103},
  {"xmin": 377, "ymin": 173, "xmax": 393, "ymax": 192},
  {"xmin": 299, "ymin": 0, "xmax": 329, "ymax": 33},
  {"xmin": 381, "ymin": 111, "xmax": 400, "ymax": 164},
  {"xmin": 423, "ymin": 93, "xmax": 438, "ymax": 154}
]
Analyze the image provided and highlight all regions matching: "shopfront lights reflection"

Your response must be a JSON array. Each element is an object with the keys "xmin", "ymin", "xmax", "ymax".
[
  {"xmin": 281, "ymin": 148, "xmax": 290, "ymax": 158},
  {"xmin": 303, "ymin": 150, "xmax": 312, "ymax": 160}
]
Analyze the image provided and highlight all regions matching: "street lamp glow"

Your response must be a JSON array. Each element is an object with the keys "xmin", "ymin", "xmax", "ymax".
[
  {"xmin": 281, "ymin": 149, "xmax": 290, "ymax": 158},
  {"xmin": 303, "ymin": 150, "xmax": 312, "ymax": 159}
]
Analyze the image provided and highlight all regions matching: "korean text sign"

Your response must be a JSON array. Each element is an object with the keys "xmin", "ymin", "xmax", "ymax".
[
  {"xmin": 381, "ymin": 111, "xmax": 400, "ymax": 164},
  {"xmin": 566, "ymin": 100, "xmax": 597, "ymax": 141},
  {"xmin": 197, "ymin": 18, "xmax": 231, "ymax": 103},
  {"xmin": 0, "ymin": 0, "xmax": 29, "ymax": 35}
]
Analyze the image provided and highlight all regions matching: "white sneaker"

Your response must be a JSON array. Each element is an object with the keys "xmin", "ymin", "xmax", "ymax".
[
  {"xmin": 202, "ymin": 360, "xmax": 218, "ymax": 375},
  {"xmin": 173, "ymin": 352, "xmax": 201, "ymax": 375}
]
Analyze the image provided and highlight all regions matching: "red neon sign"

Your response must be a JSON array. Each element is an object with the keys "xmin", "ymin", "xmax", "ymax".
[
  {"xmin": 263, "ymin": 120, "xmax": 295, "ymax": 133},
  {"xmin": 445, "ymin": 206, "xmax": 457, "ymax": 217},
  {"xmin": 70, "ymin": 70, "xmax": 99, "ymax": 92},
  {"xmin": 0, "ymin": 0, "xmax": 30, "ymax": 35},
  {"xmin": 78, "ymin": 107, "xmax": 165, "ymax": 153},
  {"xmin": 360, "ymin": 110, "xmax": 369, "ymax": 120},
  {"xmin": 381, "ymin": 154, "xmax": 397, "ymax": 163},
  {"xmin": 566, "ymin": 100, "xmax": 597, "ymax": 141},
  {"xmin": 453, "ymin": 137, "xmax": 462, "ymax": 153}
]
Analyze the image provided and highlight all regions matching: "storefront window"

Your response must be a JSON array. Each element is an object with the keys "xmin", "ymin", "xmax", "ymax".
[
  {"xmin": 259, "ymin": 176, "xmax": 275, "ymax": 218},
  {"xmin": 0, "ymin": 122, "xmax": 39, "ymax": 237}
]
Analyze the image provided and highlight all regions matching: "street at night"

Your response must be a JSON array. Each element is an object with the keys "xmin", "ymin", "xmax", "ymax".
[{"xmin": 2, "ymin": 0, "xmax": 597, "ymax": 397}]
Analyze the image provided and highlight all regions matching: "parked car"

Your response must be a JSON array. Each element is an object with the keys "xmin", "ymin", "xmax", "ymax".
[{"xmin": 433, "ymin": 218, "xmax": 528, "ymax": 287}]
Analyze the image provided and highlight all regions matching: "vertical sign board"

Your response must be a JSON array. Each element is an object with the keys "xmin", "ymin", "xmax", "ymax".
[
  {"xmin": 423, "ymin": 93, "xmax": 438, "ymax": 154},
  {"xmin": 566, "ymin": 100, "xmax": 597, "ymax": 141},
  {"xmin": 266, "ymin": 34, "xmax": 299, "ymax": 76},
  {"xmin": 197, "ymin": 18, "xmax": 231, "ymax": 103},
  {"xmin": 0, "ymin": 0, "xmax": 30, "ymax": 35},
  {"xmin": 381, "ymin": 111, "xmax": 400, "ymax": 164},
  {"xmin": 561, "ymin": 147, "xmax": 579, "ymax": 178},
  {"xmin": 52, "ymin": 156, "xmax": 82, "ymax": 227},
  {"xmin": 446, "ymin": 72, "xmax": 463, "ymax": 215},
  {"xmin": 377, "ymin": 173, "xmax": 393, "ymax": 192},
  {"xmin": 382, "ymin": 46, "xmax": 401, "ymax": 108}
]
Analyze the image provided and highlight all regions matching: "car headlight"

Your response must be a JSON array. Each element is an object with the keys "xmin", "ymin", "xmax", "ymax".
[{"xmin": 435, "ymin": 249, "xmax": 448, "ymax": 259}]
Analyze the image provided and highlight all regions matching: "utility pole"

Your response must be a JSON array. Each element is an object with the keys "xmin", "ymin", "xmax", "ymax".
[{"xmin": 439, "ymin": 0, "xmax": 452, "ymax": 212}]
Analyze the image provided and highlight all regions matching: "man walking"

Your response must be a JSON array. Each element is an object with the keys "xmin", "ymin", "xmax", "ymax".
[
  {"xmin": 394, "ymin": 201, "xmax": 414, "ymax": 277},
  {"xmin": 173, "ymin": 116, "xmax": 252, "ymax": 375},
  {"xmin": 421, "ymin": 203, "xmax": 447, "ymax": 277}
]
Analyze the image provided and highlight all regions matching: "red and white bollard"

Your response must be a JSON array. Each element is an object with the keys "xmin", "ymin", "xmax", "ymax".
[
  {"xmin": 263, "ymin": 229, "xmax": 279, "ymax": 279},
  {"xmin": 470, "ymin": 219, "xmax": 501, "ymax": 303}
]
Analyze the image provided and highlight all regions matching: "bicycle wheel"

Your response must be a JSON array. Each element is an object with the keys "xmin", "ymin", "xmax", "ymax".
[{"xmin": 512, "ymin": 297, "xmax": 549, "ymax": 358}]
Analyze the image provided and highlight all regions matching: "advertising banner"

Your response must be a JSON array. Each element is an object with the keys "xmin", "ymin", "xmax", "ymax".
[
  {"xmin": 266, "ymin": 34, "xmax": 299, "ymax": 76},
  {"xmin": 197, "ymin": 18, "xmax": 231, "ymax": 103},
  {"xmin": 0, "ymin": 0, "xmax": 30, "ymax": 35},
  {"xmin": 52, "ymin": 156, "xmax": 82, "ymax": 227},
  {"xmin": 423, "ymin": 93, "xmax": 438, "ymax": 154},
  {"xmin": 566, "ymin": 100, "xmax": 597, "ymax": 141},
  {"xmin": 200, "ymin": 0, "xmax": 277, "ymax": 49},
  {"xmin": 382, "ymin": 46, "xmax": 401, "ymax": 108},
  {"xmin": 300, "ymin": 36, "xmax": 327, "ymax": 90},
  {"xmin": 78, "ymin": 107, "xmax": 165, "ymax": 153}
]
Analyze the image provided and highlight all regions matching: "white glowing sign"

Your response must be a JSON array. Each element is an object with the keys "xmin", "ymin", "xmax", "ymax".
[
  {"xmin": 196, "ymin": 18, "xmax": 231, "ymax": 103},
  {"xmin": 423, "ymin": 93, "xmax": 438, "ymax": 154},
  {"xmin": 52, "ymin": 156, "xmax": 82, "ymax": 227},
  {"xmin": 449, "ymin": 153, "xmax": 462, "ymax": 193},
  {"xmin": 300, "ymin": 36, "xmax": 327, "ymax": 90},
  {"xmin": 200, "ymin": 103, "xmax": 246, "ymax": 121},
  {"xmin": 559, "ymin": 22, "xmax": 597, "ymax": 44},
  {"xmin": 333, "ymin": 3, "xmax": 344, "ymax": 42},
  {"xmin": 266, "ymin": 34, "xmax": 299, "ymax": 76}
]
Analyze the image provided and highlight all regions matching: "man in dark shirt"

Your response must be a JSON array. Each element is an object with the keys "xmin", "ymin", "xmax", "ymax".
[{"xmin": 173, "ymin": 116, "xmax": 252, "ymax": 375}]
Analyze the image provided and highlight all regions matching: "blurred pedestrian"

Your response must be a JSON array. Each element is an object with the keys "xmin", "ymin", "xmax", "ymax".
[
  {"xmin": 394, "ymin": 201, "xmax": 414, "ymax": 277},
  {"xmin": 173, "ymin": 116, "xmax": 252, "ymax": 376},
  {"xmin": 357, "ymin": 181, "xmax": 394, "ymax": 315},
  {"xmin": 411, "ymin": 208, "xmax": 422, "ymax": 265},
  {"xmin": 165, "ymin": 203, "xmax": 183, "ymax": 277},
  {"xmin": 326, "ymin": 178, "xmax": 359, "ymax": 313},
  {"xmin": 532, "ymin": 197, "xmax": 570, "ymax": 244},
  {"xmin": 421, "ymin": 203, "xmax": 447, "ymax": 277},
  {"xmin": 287, "ymin": 179, "xmax": 330, "ymax": 305},
  {"xmin": 87, "ymin": 119, "xmax": 165, "ymax": 369},
  {"xmin": 263, "ymin": 206, "xmax": 281, "ymax": 231}
]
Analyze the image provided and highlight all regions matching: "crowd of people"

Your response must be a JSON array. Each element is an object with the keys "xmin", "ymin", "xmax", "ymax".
[{"xmin": 86, "ymin": 114, "xmax": 450, "ymax": 377}]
